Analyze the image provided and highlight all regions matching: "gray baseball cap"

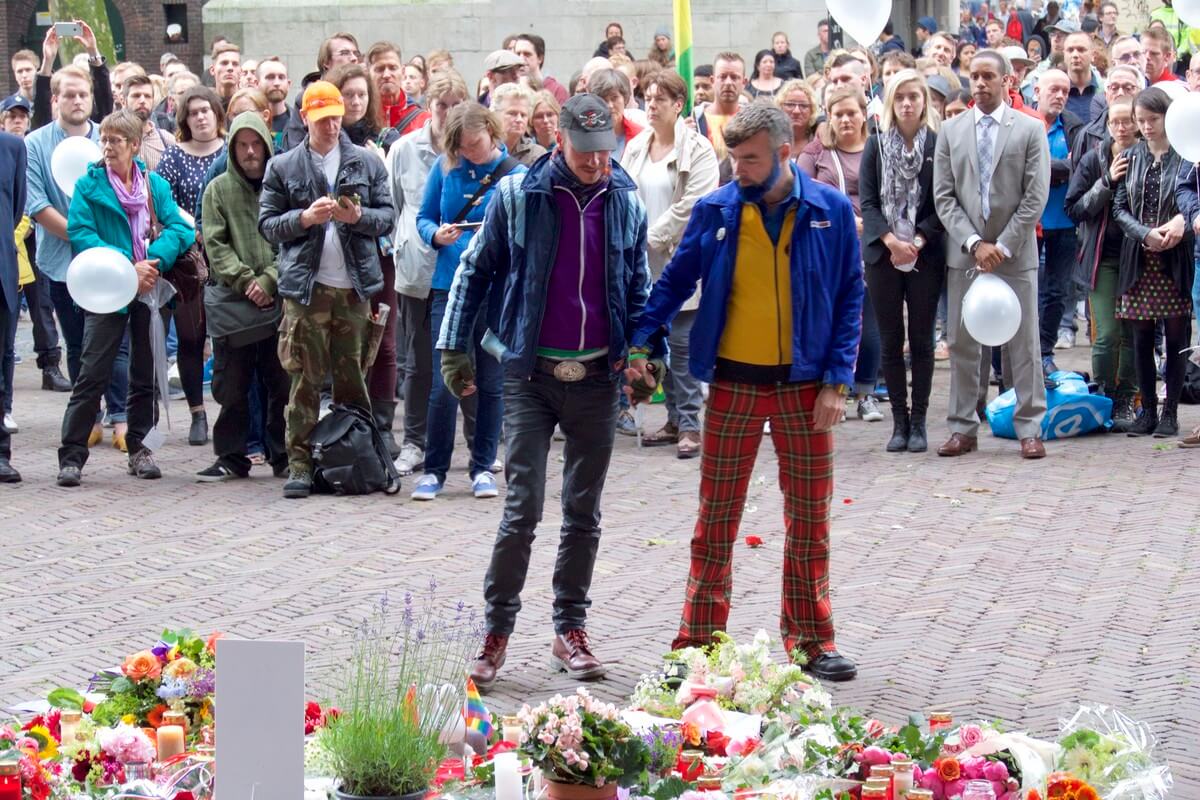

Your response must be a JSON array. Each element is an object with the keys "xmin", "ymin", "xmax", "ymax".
[
  {"xmin": 559, "ymin": 94, "xmax": 618, "ymax": 153},
  {"xmin": 1046, "ymin": 18, "xmax": 1081, "ymax": 34}
]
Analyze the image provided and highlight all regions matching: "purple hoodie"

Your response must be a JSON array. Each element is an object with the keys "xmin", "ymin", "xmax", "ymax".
[{"xmin": 538, "ymin": 184, "xmax": 611, "ymax": 354}]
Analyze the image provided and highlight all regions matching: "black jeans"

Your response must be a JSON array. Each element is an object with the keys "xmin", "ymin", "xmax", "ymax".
[
  {"xmin": 169, "ymin": 294, "xmax": 206, "ymax": 408},
  {"xmin": 397, "ymin": 292, "xmax": 433, "ymax": 449},
  {"xmin": 0, "ymin": 303, "xmax": 11, "ymax": 459},
  {"xmin": 1038, "ymin": 228, "xmax": 1078, "ymax": 359},
  {"xmin": 483, "ymin": 371, "xmax": 619, "ymax": 636},
  {"xmin": 211, "ymin": 334, "xmax": 290, "ymax": 474},
  {"xmin": 22, "ymin": 265, "xmax": 61, "ymax": 369},
  {"xmin": 866, "ymin": 258, "xmax": 944, "ymax": 417},
  {"xmin": 49, "ymin": 278, "xmax": 129, "ymax": 421},
  {"xmin": 59, "ymin": 303, "xmax": 159, "ymax": 469}
]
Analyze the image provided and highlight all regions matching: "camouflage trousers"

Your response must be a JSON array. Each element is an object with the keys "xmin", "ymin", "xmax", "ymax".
[{"xmin": 279, "ymin": 284, "xmax": 371, "ymax": 474}]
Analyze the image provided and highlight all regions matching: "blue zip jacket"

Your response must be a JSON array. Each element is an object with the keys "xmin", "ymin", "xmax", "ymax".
[
  {"xmin": 631, "ymin": 162, "xmax": 864, "ymax": 388},
  {"xmin": 417, "ymin": 145, "xmax": 525, "ymax": 291},
  {"xmin": 436, "ymin": 153, "xmax": 651, "ymax": 380}
]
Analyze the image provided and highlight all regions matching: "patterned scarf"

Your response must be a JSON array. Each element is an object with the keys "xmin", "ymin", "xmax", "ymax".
[
  {"xmin": 107, "ymin": 164, "xmax": 150, "ymax": 264},
  {"xmin": 879, "ymin": 127, "xmax": 927, "ymax": 237}
]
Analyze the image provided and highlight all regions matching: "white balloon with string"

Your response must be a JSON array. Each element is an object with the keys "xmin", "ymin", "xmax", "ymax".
[
  {"xmin": 826, "ymin": 0, "xmax": 892, "ymax": 47},
  {"xmin": 50, "ymin": 136, "xmax": 101, "ymax": 197},
  {"xmin": 962, "ymin": 272, "xmax": 1022, "ymax": 347},
  {"xmin": 1165, "ymin": 90, "xmax": 1200, "ymax": 163}
]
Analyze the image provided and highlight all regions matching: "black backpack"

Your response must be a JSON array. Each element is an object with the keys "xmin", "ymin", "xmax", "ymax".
[
  {"xmin": 308, "ymin": 404, "xmax": 402, "ymax": 495},
  {"xmin": 1182, "ymin": 359, "xmax": 1200, "ymax": 405}
]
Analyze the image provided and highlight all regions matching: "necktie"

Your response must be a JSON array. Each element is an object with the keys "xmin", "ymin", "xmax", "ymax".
[{"xmin": 978, "ymin": 115, "xmax": 995, "ymax": 221}]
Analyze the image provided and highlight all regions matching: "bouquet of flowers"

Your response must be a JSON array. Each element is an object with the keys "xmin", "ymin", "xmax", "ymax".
[
  {"xmin": 0, "ymin": 720, "xmax": 64, "ymax": 800},
  {"xmin": 50, "ymin": 628, "xmax": 219, "ymax": 731},
  {"xmin": 518, "ymin": 688, "xmax": 650, "ymax": 788},
  {"xmin": 1054, "ymin": 705, "xmax": 1172, "ymax": 799}
]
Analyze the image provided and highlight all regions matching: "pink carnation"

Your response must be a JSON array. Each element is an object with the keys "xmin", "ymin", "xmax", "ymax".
[
  {"xmin": 859, "ymin": 746, "xmax": 893, "ymax": 767},
  {"xmin": 943, "ymin": 779, "xmax": 965, "ymax": 799},
  {"xmin": 958, "ymin": 724, "xmax": 984, "ymax": 749},
  {"xmin": 983, "ymin": 761, "xmax": 1009, "ymax": 783},
  {"xmin": 960, "ymin": 756, "xmax": 987, "ymax": 780}
]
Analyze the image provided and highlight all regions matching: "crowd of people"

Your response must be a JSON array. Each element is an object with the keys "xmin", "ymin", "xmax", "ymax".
[{"xmin": 2, "ymin": 0, "xmax": 1200, "ymax": 688}]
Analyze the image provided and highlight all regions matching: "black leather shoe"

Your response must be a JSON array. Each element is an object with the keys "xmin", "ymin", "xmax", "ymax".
[
  {"xmin": 42, "ymin": 366, "xmax": 71, "ymax": 392},
  {"xmin": 802, "ymin": 651, "xmax": 858, "ymax": 682},
  {"xmin": 0, "ymin": 458, "xmax": 21, "ymax": 483},
  {"xmin": 189, "ymin": 410, "xmax": 209, "ymax": 446}
]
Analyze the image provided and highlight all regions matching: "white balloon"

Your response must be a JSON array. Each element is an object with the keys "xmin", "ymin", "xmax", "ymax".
[
  {"xmin": 1166, "ymin": 90, "xmax": 1200, "ymax": 162},
  {"xmin": 67, "ymin": 247, "xmax": 139, "ymax": 314},
  {"xmin": 826, "ymin": 0, "xmax": 892, "ymax": 48},
  {"xmin": 962, "ymin": 273, "xmax": 1021, "ymax": 347},
  {"xmin": 1158, "ymin": 80, "xmax": 1190, "ymax": 102},
  {"xmin": 1177, "ymin": 0, "xmax": 1200, "ymax": 28},
  {"xmin": 50, "ymin": 136, "xmax": 101, "ymax": 198}
]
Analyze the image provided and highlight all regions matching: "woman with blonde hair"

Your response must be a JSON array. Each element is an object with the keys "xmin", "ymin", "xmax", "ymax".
[
  {"xmin": 774, "ymin": 79, "xmax": 818, "ymax": 152},
  {"xmin": 798, "ymin": 86, "xmax": 881, "ymax": 424},
  {"xmin": 413, "ymin": 103, "xmax": 526, "ymax": 501},
  {"xmin": 529, "ymin": 90, "xmax": 560, "ymax": 150},
  {"xmin": 859, "ymin": 69, "xmax": 943, "ymax": 453}
]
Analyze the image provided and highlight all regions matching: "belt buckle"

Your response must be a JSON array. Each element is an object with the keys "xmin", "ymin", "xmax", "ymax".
[{"xmin": 552, "ymin": 360, "xmax": 587, "ymax": 382}]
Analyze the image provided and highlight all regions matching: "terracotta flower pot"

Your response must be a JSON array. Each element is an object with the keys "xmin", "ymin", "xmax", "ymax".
[{"xmin": 545, "ymin": 779, "xmax": 619, "ymax": 800}]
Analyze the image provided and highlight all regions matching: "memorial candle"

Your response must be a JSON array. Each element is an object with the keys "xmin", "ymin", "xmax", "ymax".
[
  {"xmin": 0, "ymin": 763, "xmax": 19, "ymax": 800},
  {"xmin": 157, "ymin": 725, "xmax": 186, "ymax": 760},
  {"xmin": 494, "ymin": 752, "xmax": 521, "ymax": 800}
]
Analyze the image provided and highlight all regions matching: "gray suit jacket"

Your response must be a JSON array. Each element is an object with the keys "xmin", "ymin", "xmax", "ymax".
[{"xmin": 933, "ymin": 104, "xmax": 1050, "ymax": 272}]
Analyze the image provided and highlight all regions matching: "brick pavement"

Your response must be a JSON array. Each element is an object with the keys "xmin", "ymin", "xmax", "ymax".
[{"xmin": 0, "ymin": 318, "xmax": 1196, "ymax": 795}]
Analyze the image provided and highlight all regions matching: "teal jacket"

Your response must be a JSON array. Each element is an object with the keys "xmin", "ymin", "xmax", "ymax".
[{"xmin": 67, "ymin": 159, "xmax": 195, "ymax": 286}]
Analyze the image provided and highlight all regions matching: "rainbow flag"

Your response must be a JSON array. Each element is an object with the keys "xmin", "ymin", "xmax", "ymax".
[
  {"xmin": 464, "ymin": 678, "xmax": 493, "ymax": 737},
  {"xmin": 674, "ymin": 0, "xmax": 694, "ymax": 114}
]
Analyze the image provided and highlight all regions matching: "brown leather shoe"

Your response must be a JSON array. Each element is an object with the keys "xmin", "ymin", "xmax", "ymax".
[
  {"xmin": 1019, "ymin": 437, "xmax": 1046, "ymax": 459},
  {"xmin": 550, "ymin": 629, "xmax": 607, "ymax": 680},
  {"xmin": 469, "ymin": 633, "xmax": 508, "ymax": 692},
  {"xmin": 937, "ymin": 432, "xmax": 978, "ymax": 457}
]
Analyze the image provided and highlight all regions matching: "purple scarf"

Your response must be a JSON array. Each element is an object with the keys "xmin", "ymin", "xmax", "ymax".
[{"xmin": 106, "ymin": 164, "xmax": 150, "ymax": 263}]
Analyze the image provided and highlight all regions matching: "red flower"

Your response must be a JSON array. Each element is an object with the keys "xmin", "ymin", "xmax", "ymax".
[
  {"xmin": 865, "ymin": 718, "xmax": 886, "ymax": 739},
  {"xmin": 745, "ymin": 536, "xmax": 764, "ymax": 548},
  {"xmin": 706, "ymin": 730, "xmax": 730, "ymax": 756},
  {"xmin": 72, "ymin": 751, "xmax": 95, "ymax": 783},
  {"xmin": 82, "ymin": 699, "xmax": 96, "ymax": 714},
  {"xmin": 147, "ymin": 704, "xmax": 169, "ymax": 729}
]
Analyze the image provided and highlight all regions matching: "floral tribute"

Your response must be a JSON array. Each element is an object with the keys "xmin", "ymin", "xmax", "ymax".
[{"xmin": 518, "ymin": 688, "xmax": 650, "ymax": 788}]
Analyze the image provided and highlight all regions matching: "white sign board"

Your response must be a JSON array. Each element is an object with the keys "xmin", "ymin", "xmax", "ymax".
[{"xmin": 216, "ymin": 639, "xmax": 305, "ymax": 800}]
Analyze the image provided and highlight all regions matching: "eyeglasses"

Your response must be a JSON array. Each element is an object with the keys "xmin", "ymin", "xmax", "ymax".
[
  {"xmin": 1116, "ymin": 51, "xmax": 1143, "ymax": 62},
  {"xmin": 1108, "ymin": 82, "xmax": 1138, "ymax": 92},
  {"xmin": 99, "ymin": 135, "xmax": 128, "ymax": 146},
  {"xmin": 781, "ymin": 101, "xmax": 812, "ymax": 111},
  {"xmin": 334, "ymin": 48, "xmax": 361, "ymax": 59}
]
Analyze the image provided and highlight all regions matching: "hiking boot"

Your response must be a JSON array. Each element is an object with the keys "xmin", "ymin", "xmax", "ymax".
[
  {"xmin": 1154, "ymin": 400, "xmax": 1179, "ymax": 438},
  {"xmin": 283, "ymin": 470, "xmax": 312, "ymax": 499},
  {"xmin": 128, "ymin": 449, "xmax": 162, "ymax": 480},
  {"xmin": 1127, "ymin": 403, "xmax": 1158, "ymax": 437},
  {"xmin": 1110, "ymin": 394, "xmax": 1134, "ymax": 433},
  {"xmin": 470, "ymin": 633, "xmax": 509, "ymax": 692},
  {"xmin": 42, "ymin": 365, "xmax": 71, "ymax": 392},
  {"xmin": 550, "ymin": 628, "xmax": 606, "ymax": 680},
  {"xmin": 57, "ymin": 465, "xmax": 81, "ymax": 487}
]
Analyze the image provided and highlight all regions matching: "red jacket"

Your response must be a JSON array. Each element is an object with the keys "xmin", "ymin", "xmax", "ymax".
[{"xmin": 383, "ymin": 90, "xmax": 429, "ymax": 136}]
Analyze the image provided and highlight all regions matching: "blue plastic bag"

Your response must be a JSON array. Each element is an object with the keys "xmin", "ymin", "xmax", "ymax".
[{"xmin": 986, "ymin": 371, "xmax": 1113, "ymax": 440}]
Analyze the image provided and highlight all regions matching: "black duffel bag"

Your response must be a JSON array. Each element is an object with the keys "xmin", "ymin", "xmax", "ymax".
[
  {"xmin": 309, "ymin": 404, "xmax": 401, "ymax": 495},
  {"xmin": 204, "ymin": 283, "xmax": 283, "ymax": 347}
]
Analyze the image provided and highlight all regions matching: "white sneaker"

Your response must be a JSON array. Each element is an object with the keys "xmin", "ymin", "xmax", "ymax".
[
  {"xmin": 489, "ymin": 458, "xmax": 503, "ymax": 473},
  {"xmin": 1055, "ymin": 330, "xmax": 1075, "ymax": 349},
  {"xmin": 857, "ymin": 396, "xmax": 884, "ymax": 422},
  {"xmin": 393, "ymin": 443, "xmax": 424, "ymax": 476},
  {"xmin": 472, "ymin": 471, "xmax": 499, "ymax": 498},
  {"xmin": 410, "ymin": 473, "xmax": 443, "ymax": 501},
  {"xmin": 3, "ymin": 413, "xmax": 16, "ymax": 434}
]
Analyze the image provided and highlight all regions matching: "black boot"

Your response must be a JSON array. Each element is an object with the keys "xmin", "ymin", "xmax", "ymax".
[
  {"xmin": 886, "ymin": 411, "xmax": 910, "ymax": 452},
  {"xmin": 1154, "ymin": 399, "xmax": 1179, "ymax": 438},
  {"xmin": 42, "ymin": 365, "xmax": 71, "ymax": 392},
  {"xmin": 908, "ymin": 412, "xmax": 928, "ymax": 453},
  {"xmin": 1127, "ymin": 399, "xmax": 1157, "ymax": 436},
  {"xmin": 189, "ymin": 410, "xmax": 209, "ymax": 446},
  {"xmin": 372, "ymin": 398, "xmax": 401, "ymax": 458},
  {"xmin": 1110, "ymin": 393, "xmax": 1134, "ymax": 434}
]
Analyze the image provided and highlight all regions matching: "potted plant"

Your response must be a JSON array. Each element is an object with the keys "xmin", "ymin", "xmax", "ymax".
[
  {"xmin": 518, "ymin": 688, "xmax": 651, "ymax": 800},
  {"xmin": 322, "ymin": 583, "xmax": 482, "ymax": 800}
]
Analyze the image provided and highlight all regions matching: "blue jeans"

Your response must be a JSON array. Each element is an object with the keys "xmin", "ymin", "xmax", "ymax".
[
  {"xmin": 1038, "ymin": 228, "xmax": 1078, "ymax": 359},
  {"xmin": 1192, "ymin": 259, "xmax": 1200, "ymax": 326},
  {"xmin": 664, "ymin": 310, "xmax": 703, "ymax": 431},
  {"xmin": 854, "ymin": 285, "xmax": 881, "ymax": 396},
  {"xmin": 425, "ymin": 289, "xmax": 503, "ymax": 480},
  {"xmin": 49, "ymin": 278, "xmax": 129, "ymax": 422},
  {"xmin": 2, "ymin": 298, "xmax": 17, "ymax": 414}
]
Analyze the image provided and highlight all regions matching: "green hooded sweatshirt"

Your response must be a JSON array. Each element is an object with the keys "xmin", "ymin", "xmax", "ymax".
[{"xmin": 201, "ymin": 113, "xmax": 278, "ymax": 296}]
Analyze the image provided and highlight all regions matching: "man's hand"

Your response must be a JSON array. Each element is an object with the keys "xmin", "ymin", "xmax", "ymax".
[
  {"xmin": 300, "ymin": 197, "xmax": 337, "ymax": 228},
  {"xmin": 440, "ymin": 350, "xmax": 476, "ymax": 398},
  {"xmin": 245, "ymin": 281, "xmax": 272, "ymax": 308},
  {"xmin": 433, "ymin": 223, "xmax": 463, "ymax": 247},
  {"xmin": 812, "ymin": 386, "xmax": 845, "ymax": 431},
  {"xmin": 973, "ymin": 241, "xmax": 1005, "ymax": 272},
  {"xmin": 76, "ymin": 20, "xmax": 100, "ymax": 59},
  {"xmin": 331, "ymin": 195, "xmax": 362, "ymax": 225},
  {"xmin": 41, "ymin": 28, "xmax": 60, "ymax": 75},
  {"xmin": 623, "ymin": 358, "xmax": 666, "ymax": 404},
  {"xmin": 134, "ymin": 259, "xmax": 160, "ymax": 294}
]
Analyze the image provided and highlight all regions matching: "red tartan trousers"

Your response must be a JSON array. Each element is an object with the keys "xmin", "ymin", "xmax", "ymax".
[{"xmin": 671, "ymin": 380, "xmax": 837, "ymax": 660}]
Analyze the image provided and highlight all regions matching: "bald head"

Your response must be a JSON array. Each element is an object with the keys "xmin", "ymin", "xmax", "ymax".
[
  {"xmin": 578, "ymin": 56, "xmax": 614, "ymax": 92},
  {"xmin": 1036, "ymin": 68, "xmax": 1070, "ymax": 118}
]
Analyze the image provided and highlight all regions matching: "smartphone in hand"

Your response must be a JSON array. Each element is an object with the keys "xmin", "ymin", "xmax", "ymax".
[{"xmin": 54, "ymin": 21, "xmax": 83, "ymax": 38}]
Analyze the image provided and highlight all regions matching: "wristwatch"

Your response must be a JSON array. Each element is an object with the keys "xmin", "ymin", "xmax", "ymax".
[
  {"xmin": 88, "ymin": 54, "xmax": 104, "ymax": 67},
  {"xmin": 913, "ymin": 233, "xmax": 926, "ymax": 250},
  {"xmin": 969, "ymin": 239, "xmax": 983, "ymax": 255}
]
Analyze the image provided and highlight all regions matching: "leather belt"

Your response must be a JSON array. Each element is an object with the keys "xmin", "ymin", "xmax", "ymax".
[{"xmin": 534, "ymin": 357, "xmax": 609, "ymax": 382}]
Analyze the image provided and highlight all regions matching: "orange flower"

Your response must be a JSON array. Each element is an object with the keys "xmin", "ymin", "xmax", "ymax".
[
  {"xmin": 147, "ymin": 704, "xmax": 169, "ymax": 728},
  {"xmin": 1026, "ymin": 791, "xmax": 1043, "ymax": 800},
  {"xmin": 681, "ymin": 721, "xmax": 702, "ymax": 747},
  {"xmin": 1076, "ymin": 788, "xmax": 1099, "ymax": 800},
  {"xmin": 206, "ymin": 632, "xmax": 224, "ymax": 656},
  {"xmin": 122, "ymin": 650, "xmax": 162, "ymax": 682},
  {"xmin": 936, "ymin": 758, "xmax": 961, "ymax": 782}
]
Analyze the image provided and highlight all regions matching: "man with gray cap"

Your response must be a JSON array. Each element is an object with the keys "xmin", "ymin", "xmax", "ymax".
[
  {"xmin": 439, "ymin": 93, "xmax": 652, "ymax": 692},
  {"xmin": 480, "ymin": 49, "xmax": 524, "ymax": 106}
]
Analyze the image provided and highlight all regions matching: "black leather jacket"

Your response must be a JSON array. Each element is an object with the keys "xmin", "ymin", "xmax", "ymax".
[
  {"xmin": 1111, "ymin": 140, "xmax": 1194, "ymax": 299},
  {"xmin": 258, "ymin": 130, "xmax": 393, "ymax": 305},
  {"xmin": 1065, "ymin": 135, "xmax": 1117, "ymax": 290}
]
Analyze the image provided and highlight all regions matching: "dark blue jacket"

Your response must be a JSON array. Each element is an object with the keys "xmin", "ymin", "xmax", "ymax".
[
  {"xmin": 1174, "ymin": 160, "xmax": 1200, "ymax": 262},
  {"xmin": 437, "ymin": 153, "xmax": 651, "ymax": 380},
  {"xmin": 631, "ymin": 162, "xmax": 864, "ymax": 388},
  {"xmin": 0, "ymin": 132, "xmax": 25, "ymax": 313}
]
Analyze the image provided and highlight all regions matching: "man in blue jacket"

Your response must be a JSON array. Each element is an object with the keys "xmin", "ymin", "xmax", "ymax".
[
  {"xmin": 0, "ymin": 131, "xmax": 26, "ymax": 483},
  {"xmin": 627, "ymin": 104, "xmax": 863, "ymax": 682},
  {"xmin": 438, "ymin": 94, "xmax": 652, "ymax": 692}
]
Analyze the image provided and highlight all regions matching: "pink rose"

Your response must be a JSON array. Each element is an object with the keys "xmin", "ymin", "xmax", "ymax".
[
  {"xmin": 960, "ymin": 756, "xmax": 986, "ymax": 780},
  {"xmin": 860, "ymin": 746, "xmax": 892, "ymax": 767},
  {"xmin": 942, "ymin": 741, "xmax": 965, "ymax": 756},
  {"xmin": 943, "ymin": 779, "xmax": 965, "ymax": 799},
  {"xmin": 959, "ymin": 724, "xmax": 984, "ymax": 749},
  {"xmin": 983, "ymin": 761, "xmax": 1009, "ymax": 783},
  {"xmin": 865, "ymin": 719, "xmax": 886, "ymax": 738},
  {"xmin": 992, "ymin": 781, "xmax": 1007, "ymax": 799},
  {"xmin": 918, "ymin": 769, "xmax": 940, "ymax": 792}
]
